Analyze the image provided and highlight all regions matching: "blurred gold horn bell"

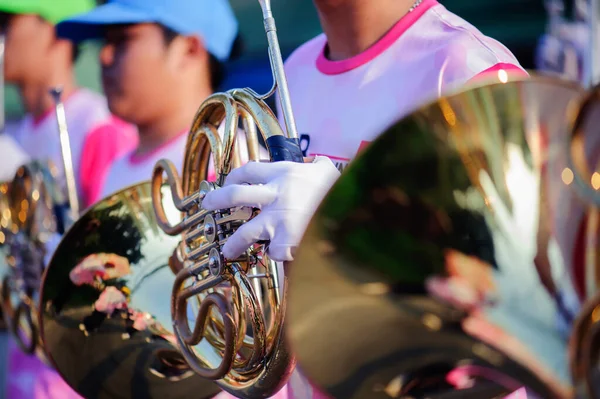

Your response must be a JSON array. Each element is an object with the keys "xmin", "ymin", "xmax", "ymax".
[
  {"xmin": 1, "ymin": 87, "xmax": 81, "ymax": 362},
  {"xmin": 1, "ymin": 160, "xmax": 66, "ymax": 360},
  {"xmin": 287, "ymin": 75, "xmax": 600, "ymax": 399}
]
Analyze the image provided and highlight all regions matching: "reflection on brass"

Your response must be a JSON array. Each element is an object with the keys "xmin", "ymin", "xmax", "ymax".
[
  {"xmin": 0, "ymin": 160, "xmax": 67, "ymax": 360},
  {"xmin": 38, "ymin": 182, "xmax": 221, "ymax": 399},
  {"xmin": 569, "ymin": 292, "xmax": 600, "ymax": 399},
  {"xmin": 287, "ymin": 75, "xmax": 600, "ymax": 398},
  {"xmin": 149, "ymin": 1, "xmax": 299, "ymax": 398}
]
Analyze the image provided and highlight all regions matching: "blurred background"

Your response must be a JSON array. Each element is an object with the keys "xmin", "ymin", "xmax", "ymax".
[{"xmin": 3, "ymin": 0, "xmax": 548, "ymax": 120}]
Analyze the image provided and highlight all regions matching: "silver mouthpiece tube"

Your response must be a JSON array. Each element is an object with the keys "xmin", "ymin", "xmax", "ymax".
[
  {"xmin": 49, "ymin": 86, "xmax": 80, "ymax": 218},
  {"xmin": 258, "ymin": 0, "xmax": 299, "ymax": 140}
]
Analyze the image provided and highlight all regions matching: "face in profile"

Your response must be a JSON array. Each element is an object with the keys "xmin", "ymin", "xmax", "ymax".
[
  {"xmin": 100, "ymin": 23, "xmax": 183, "ymax": 125},
  {"xmin": 0, "ymin": 13, "xmax": 55, "ymax": 84}
]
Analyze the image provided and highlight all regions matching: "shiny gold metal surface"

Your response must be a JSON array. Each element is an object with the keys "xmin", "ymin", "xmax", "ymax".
[
  {"xmin": 38, "ymin": 182, "xmax": 222, "ymax": 399},
  {"xmin": 0, "ymin": 179, "xmax": 10, "ymax": 330},
  {"xmin": 151, "ymin": 89, "xmax": 294, "ymax": 399},
  {"xmin": 569, "ymin": 292, "xmax": 600, "ymax": 399},
  {"xmin": 1, "ymin": 160, "xmax": 64, "ymax": 359},
  {"xmin": 1, "ymin": 87, "xmax": 81, "ymax": 360},
  {"xmin": 566, "ymin": 86, "xmax": 600, "ymax": 301},
  {"xmin": 287, "ymin": 76, "xmax": 599, "ymax": 398}
]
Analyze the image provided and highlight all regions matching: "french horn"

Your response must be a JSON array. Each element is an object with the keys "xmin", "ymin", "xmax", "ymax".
[
  {"xmin": 39, "ymin": 0, "xmax": 303, "ymax": 398},
  {"xmin": 286, "ymin": 74, "xmax": 600, "ymax": 398},
  {"xmin": 150, "ymin": 0, "xmax": 303, "ymax": 396},
  {"xmin": 0, "ymin": 87, "xmax": 80, "ymax": 359}
]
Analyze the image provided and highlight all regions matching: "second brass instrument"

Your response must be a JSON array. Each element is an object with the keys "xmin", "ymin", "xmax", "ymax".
[
  {"xmin": 0, "ymin": 86, "xmax": 80, "ymax": 359},
  {"xmin": 286, "ymin": 75, "xmax": 600, "ymax": 398}
]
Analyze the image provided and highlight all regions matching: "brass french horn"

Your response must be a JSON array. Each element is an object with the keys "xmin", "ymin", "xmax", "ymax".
[
  {"xmin": 0, "ymin": 87, "xmax": 80, "ymax": 360},
  {"xmin": 150, "ymin": 0, "xmax": 303, "ymax": 397},
  {"xmin": 286, "ymin": 75, "xmax": 600, "ymax": 399}
]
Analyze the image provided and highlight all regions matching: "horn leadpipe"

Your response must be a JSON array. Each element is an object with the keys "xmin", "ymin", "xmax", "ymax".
[
  {"xmin": 49, "ymin": 87, "xmax": 80, "ymax": 218},
  {"xmin": 258, "ymin": 0, "xmax": 298, "ymax": 140}
]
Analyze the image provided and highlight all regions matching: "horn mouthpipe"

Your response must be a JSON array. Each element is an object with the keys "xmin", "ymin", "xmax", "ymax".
[
  {"xmin": 49, "ymin": 86, "xmax": 80, "ymax": 218},
  {"xmin": 258, "ymin": 0, "xmax": 299, "ymax": 140}
]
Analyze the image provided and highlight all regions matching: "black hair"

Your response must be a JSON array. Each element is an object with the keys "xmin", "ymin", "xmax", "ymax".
[
  {"xmin": 72, "ymin": 44, "xmax": 82, "ymax": 63},
  {"xmin": 158, "ymin": 24, "xmax": 244, "ymax": 91}
]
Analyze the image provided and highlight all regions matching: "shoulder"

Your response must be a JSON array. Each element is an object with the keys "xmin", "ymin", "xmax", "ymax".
[
  {"xmin": 82, "ymin": 117, "xmax": 138, "ymax": 157},
  {"xmin": 67, "ymin": 89, "xmax": 113, "ymax": 133},
  {"xmin": 70, "ymin": 88, "xmax": 110, "ymax": 113},
  {"xmin": 421, "ymin": 3, "xmax": 526, "ymax": 88},
  {"xmin": 284, "ymin": 33, "xmax": 327, "ymax": 72}
]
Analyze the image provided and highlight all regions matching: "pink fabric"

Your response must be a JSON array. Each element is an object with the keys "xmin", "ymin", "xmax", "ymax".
[
  {"xmin": 79, "ymin": 116, "xmax": 139, "ymax": 207},
  {"xmin": 468, "ymin": 62, "xmax": 530, "ymax": 84},
  {"xmin": 316, "ymin": 0, "xmax": 438, "ymax": 75},
  {"xmin": 211, "ymin": 378, "xmax": 331, "ymax": 399},
  {"xmin": 99, "ymin": 131, "xmax": 189, "ymax": 199},
  {"xmin": 503, "ymin": 388, "xmax": 530, "ymax": 398},
  {"xmin": 7, "ymin": 340, "xmax": 82, "ymax": 399},
  {"xmin": 275, "ymin": 1, "xmax": 525, "ymax": 174}
]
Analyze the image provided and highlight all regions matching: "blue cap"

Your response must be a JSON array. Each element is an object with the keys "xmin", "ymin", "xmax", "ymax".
[{"xmin": 56, "ymin": 0, "xmax": 238, "ymax": 61}]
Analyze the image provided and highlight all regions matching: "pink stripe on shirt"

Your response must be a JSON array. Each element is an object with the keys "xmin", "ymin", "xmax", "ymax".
[{"xmin": 78, "ymin": 116, "xmax": 139, "ymax": 207}]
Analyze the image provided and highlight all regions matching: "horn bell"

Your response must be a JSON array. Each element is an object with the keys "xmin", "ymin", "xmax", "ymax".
[
  {"xmin": 286, "ymin": 75, "xmax": 597, "ymax": 398},
  {"xmin": 38, "ymin": 182, "xmax": 222, "ymax": 399}
]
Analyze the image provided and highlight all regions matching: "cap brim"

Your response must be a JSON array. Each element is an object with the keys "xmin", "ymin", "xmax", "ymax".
[{"xmin": 56, "ymin": 3, "xmax": 154, "ymax": 43}]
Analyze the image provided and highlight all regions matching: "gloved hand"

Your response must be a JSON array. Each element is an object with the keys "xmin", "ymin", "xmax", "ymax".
[{"xmin": 201, "ymin": 156, "xmax": 340, "ymax": 261}]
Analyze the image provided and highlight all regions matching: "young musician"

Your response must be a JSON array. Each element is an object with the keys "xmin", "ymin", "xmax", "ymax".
[
  {"xmin": 201, "ymin": 1, "xmax": 528, "ymax": 397},
  {"xmin": 0, "ymin": 0, "xmax": 138, "ymax": 209},
  {"xmin": 203, "ymin": 0, "xmax": 528, "ymax": 264},
  {"xmin": 56, "ymin": 0, "xmax": 242, "ymax": 201}
]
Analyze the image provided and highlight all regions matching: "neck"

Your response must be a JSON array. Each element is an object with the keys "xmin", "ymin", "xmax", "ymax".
[
  {"xmin": 19, "ymin": 70, "xmax": 78, "ymax": 120},
  {"xmin": 314, "ymin": 0, "xmax": 417, "ymax": 60},
  {"xmin": 135, "ymin": 87, "xmax": 213, "ymax": 157}
]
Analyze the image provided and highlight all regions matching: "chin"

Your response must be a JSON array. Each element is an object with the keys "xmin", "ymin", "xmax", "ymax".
[{"xmin": 107, "ymin": 99, "xmax": 134, "ymax": 124}]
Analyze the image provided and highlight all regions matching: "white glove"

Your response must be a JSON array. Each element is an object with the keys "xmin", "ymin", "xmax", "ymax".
[{"xmin": 201, "ymin": 156, "xmax": 340, "ymax": 261}]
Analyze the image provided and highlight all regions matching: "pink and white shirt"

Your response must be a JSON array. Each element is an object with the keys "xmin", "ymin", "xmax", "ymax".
[
  {"xmin": 9, "ymin": 88, "xmax": 138, "ymax": 208},
  {"xmin": 100, "ymin": 127, "xmax": 268, "ymax": 200},
  {"xmin": 277, "ymin": 0, "xmax": 526, "ymax": 173},
  {"xmin": 99, "ymin": 131, "xmax": 188, "ymax": 199}
]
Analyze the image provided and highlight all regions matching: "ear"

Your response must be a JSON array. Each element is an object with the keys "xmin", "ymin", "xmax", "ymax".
[{"xmin": 181, "ymin": 35, "xmax": 209, "ymax": 64}]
